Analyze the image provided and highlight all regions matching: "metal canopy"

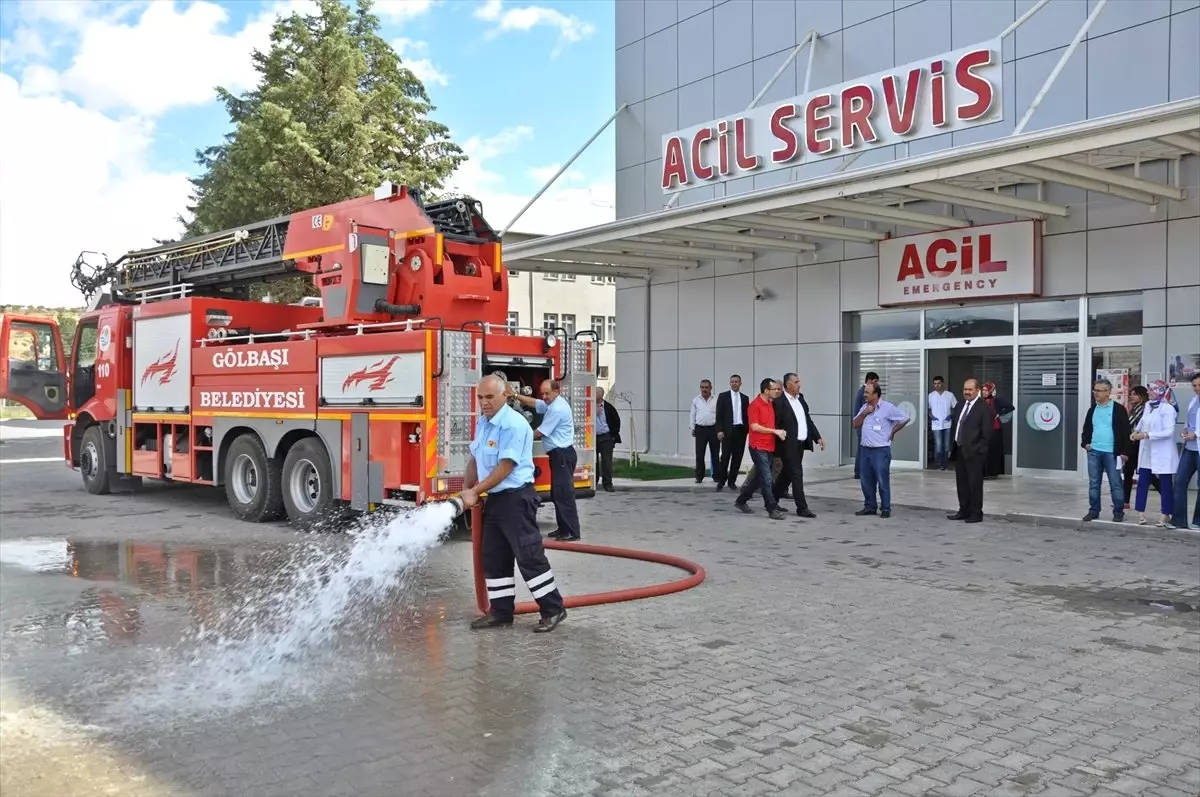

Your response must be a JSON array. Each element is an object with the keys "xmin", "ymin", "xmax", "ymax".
[{"xmin": 503, "ymin": 99, "xmax": 1200, "ymax": 279}]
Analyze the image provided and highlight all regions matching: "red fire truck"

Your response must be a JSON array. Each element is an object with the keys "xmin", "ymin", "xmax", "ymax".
[{"xmin": 0, "ymin": 183, "xmax": 597, "ymax": 528}]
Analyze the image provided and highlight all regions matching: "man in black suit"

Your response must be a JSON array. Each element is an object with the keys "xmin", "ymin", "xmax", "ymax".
[
  {"xmin": 772, "ymin": 372, "xmax": 825, "ymax": 518},
  {"xmin": 714, "ymin": 374, "xmax": 749, "ymax": 491},
  {"xmin": 595, "ymin": 387, "xmax": 621, "ymax": 492},
  {"xmin": 948, "ymin": 377, "xmax": 995, "ymax": 524}
]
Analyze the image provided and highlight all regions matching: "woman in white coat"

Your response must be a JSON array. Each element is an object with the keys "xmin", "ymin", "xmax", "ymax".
[{"xmin": 1131, "ymin": 380, "xmax": 1179, "ymax": 527}]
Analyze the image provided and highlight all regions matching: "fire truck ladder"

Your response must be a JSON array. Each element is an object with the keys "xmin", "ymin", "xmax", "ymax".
[
  {"xmin": 70, "ymin": 191, "xmax": 498, "ymax": 301},
  {"xmin": 436, "ymin": 329, "xmax": 481, "ymax": 480},
  {"xmin": 70, "ymin": 216, "xmax": 295, "ymax": 301},
  {"xmin": 566, "ymin": 335, "xmax": 597, "ymax": 470}
]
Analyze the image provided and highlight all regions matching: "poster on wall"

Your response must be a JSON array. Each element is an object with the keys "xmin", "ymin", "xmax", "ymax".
[
  {"xmin": 1168, "ymin": 354, "xmax": 1199, "ymax": 388},
  {"xmin": 1096, "ymin": 368, "xmax": 1130, "ymax": 409}
]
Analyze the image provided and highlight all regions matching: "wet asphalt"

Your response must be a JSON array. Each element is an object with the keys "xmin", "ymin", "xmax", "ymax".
[{"xmin": 1, "ymin": 418, "xmax": 1198, "ymax": 797}]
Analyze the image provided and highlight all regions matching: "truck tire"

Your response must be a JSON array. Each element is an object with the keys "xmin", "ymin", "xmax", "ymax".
[
  {"xmin": 224, "ymin": 433, "xmax": 284, "ymax": 522},
  {"xmin": 281, "ymin": 437, "xmax": 338, "ymax": 530},
  {"xmin": 80, "ymin": 425, "xmax": 112, "ymax": 496}
]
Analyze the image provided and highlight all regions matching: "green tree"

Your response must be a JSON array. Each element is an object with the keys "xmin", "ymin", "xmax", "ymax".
[{"xmin": 180, "ymin": 0, "xmax": 466, "ymax": 304}]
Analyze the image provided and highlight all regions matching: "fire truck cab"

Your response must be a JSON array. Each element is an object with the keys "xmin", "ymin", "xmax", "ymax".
[{"xmin": 0, "ymin": 184, "xmax": 597, "ymax": 528}]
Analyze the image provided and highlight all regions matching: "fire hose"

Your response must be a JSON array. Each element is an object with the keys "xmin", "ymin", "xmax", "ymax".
[{"xmin": 447, "ymin": 498, "xmax": 707, "ymax": 615}]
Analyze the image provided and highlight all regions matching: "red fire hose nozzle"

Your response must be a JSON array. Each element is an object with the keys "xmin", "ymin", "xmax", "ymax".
[{"xmin": 469, "ymin": 506, "xmax": 706, "ymax": 616}]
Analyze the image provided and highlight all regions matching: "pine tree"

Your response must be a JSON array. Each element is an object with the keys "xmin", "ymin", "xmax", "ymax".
[{"xmin": 180, "ymin": 0, "xmax": 466, "ymax": 303}]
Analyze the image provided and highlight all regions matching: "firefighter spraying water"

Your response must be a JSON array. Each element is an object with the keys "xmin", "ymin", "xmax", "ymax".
[{"xmin": 0, "ymin": 183, "xmax": 598, "ymax": 528}]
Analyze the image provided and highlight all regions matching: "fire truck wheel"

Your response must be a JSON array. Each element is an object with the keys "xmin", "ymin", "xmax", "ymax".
[
  {"xmin": 281, "ymin": 437, "xmax": 336, "ymax": 530},
  {"xmin": 224, "ymin": 433, "xmax": 285, "ymax": 523},
  {"xmin": 80, "ymin": 425, "xmax": 112, "ymax": 496}
]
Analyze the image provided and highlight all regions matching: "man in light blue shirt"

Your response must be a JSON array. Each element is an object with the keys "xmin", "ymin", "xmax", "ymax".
[
  {"xmin": 461, "ymin": 374, "xmax": 566, "ymax": 633},
  {"xmin": 509, "ymin": 379, "xmax": 582, "ymax": 541},
  {"xmin": 850, "ymin": 382, "xmax": 910, "ymax": 518},
  {"xmin": 1170, "ymin": 373, "xmax": 1200, "ymax": 530}
]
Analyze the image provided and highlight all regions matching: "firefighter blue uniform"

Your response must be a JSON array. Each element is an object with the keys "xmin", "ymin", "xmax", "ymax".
[
  {"xmin": 535, "ymin": 395, "xmax": 582, "ymax": 540},
  {"xmin": 470, "ymin": 402, "xmax": 566, "ymax": 629}
]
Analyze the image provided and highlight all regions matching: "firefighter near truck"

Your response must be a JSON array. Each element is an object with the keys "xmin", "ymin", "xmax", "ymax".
[{"xmin": 0, "ymin": 183, "xmax": 597, "ymax": 529}]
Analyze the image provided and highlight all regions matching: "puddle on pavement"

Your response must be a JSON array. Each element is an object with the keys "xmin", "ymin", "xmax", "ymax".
[
  {"xmin": 1017, "ymin": 584, "xmax": 1200, "ymax": 623},
  {"xmin": 0, "ymin": 504, "xmax": 471, "ymax": 727}
]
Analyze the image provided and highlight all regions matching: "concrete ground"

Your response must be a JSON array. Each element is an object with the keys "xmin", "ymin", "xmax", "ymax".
[{"xmin": 1, "ymin": 428, "xmax": 1198, "ymax": 797}]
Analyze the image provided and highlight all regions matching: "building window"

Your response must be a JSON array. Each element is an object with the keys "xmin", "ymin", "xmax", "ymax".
[
  {"xmin": 924, "ymin": 304, "xmax": 1014, "ymax": 339},
  {"xmin": 848, "ymin": 310, "xmax": 921, "ymax": 342},
  {"xmin": 561, "ymin": 273, "xmax": 576, "ymax": 282},
  {"xmin": 562, "ymin": 314, "xmax": 576, "ymax": 335},
  {"xmin": 591, "ymin": 275, "xmax": 616, "ymax": 285},
  {"xmin": 506, "ymin": 311, "xmax": 519, "ymax": 333},
  {"xmin": 1087, "ymin": 293, "xmax": 1142, "ymax": 336},
  {"xmin": 544, "ymin": 273, "xmax": 559, "ymax": 281},
  {"xmin": 597, "ymin": 365, "xmax": 610, "ymax": 379},
  {"xmin": 1019, "ymin": 299, "xmax": 1080, "ymax": 335},
  {"xmin": 590, "ymin": 315, "xmax": 606, "ymax": 343},
  {"xmin": 508, "ymin": 269, "xmax": 519, "ymax": 277},
  {"xmin": 542, "ymin": 313, "xmax": 558, "ymax": 331},
  {"xmin": 607, "ymin": 316, "xmax": 616, "ymax": 343}
]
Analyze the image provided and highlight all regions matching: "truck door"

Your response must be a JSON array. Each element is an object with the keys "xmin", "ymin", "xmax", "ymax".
[{"xmin": 0, "ymin": 313, "xmax": 69, "ymax": 420}]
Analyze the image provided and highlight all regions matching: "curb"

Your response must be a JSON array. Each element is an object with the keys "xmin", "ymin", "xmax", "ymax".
[{"xmin": 606, "ymin": 481, "xmax": 1200, "ymax": 543}]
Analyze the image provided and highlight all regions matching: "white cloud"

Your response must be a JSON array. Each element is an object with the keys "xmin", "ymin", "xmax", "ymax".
[
  {"xmin": 444, "ymin": 127, "xmax": 613, "ymax": 236},
  {"xmin": 0, "ymin": 74, "xmax": 192, "ymax": 308},
  {"xmin": 393, "ymin": 37, "xmax": 448, "ymax": 87},
  {"xmin": 472, "ymin": 0, "xmax": 595, "ymax": 56},
  {"xmin": 376, "ymin": 0, "xmax": 438, "ymax": 22},
  {"xmin": 528, "ymin": 164, "xmax": 585, "ymax": 184}
]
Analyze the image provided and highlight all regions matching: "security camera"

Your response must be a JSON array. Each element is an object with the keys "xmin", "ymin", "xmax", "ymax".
[{"xmin": 753, "ymin": 285, "xmax": 773, "ymax": 301}]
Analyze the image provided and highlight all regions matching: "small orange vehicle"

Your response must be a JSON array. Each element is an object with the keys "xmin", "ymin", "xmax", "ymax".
[{"xmin": 0, "ymin": 184, "xmax": 597, "ymax": 527}]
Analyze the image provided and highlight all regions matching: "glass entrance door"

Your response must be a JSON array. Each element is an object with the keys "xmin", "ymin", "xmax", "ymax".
[{"xmin": 1016, "ymin": 343, "xmax": 1080, "ymax": 472}]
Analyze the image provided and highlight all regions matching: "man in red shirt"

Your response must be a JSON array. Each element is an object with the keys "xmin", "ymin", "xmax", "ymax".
[{"xmin": 735, "ymin": 378, "xmax": 788, "ymax": 520}]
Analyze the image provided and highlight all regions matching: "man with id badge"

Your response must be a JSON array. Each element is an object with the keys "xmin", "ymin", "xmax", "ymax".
[{"xmin": 851, "ymin": 381, "xmax": 911, "ymax": 518}]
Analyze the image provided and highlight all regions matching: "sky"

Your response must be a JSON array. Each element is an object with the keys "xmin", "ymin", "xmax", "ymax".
[{"xmin": 0, "ymin": 0, "xmax": 617, "ymax": 308}]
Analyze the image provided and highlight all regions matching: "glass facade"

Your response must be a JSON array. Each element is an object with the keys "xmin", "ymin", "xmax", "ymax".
[{"xmin": 847, "ymin": 296, "xmax": 1142, "ymax": 477}]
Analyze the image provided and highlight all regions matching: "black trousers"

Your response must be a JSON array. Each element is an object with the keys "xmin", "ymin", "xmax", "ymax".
[
  {"xmin": 547, "ymin": 446, "xmax": 581, "ymax": 537},
  {"xmin": 717, "ymin": 426, "xmax": 747, "ymax": 486},
  {"xmin": 694, "ymin": 425, "xmax": 719, "ymax": 479},
  {"xmin": 772, "ymin": 444, "xmax": 809, "ymax": 512},
  {"xmin": 955, "ymin": 452, "xmax": 986, "ymax": 519},
  {"xmin": 482, "ymin": 485, "xmax": 564, "ymax": 618},
  {"xmin": 596, "ymin": 433, "xmax": 615, "ymax": 488}
]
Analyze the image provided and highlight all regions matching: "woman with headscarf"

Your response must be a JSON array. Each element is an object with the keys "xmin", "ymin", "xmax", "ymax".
[
  {"xmin": 980, "ymin": 382, "xmax": 1014, "ymax": 479},
  {"xmin": 1122, "ymin": 385, "xmax": 1159, "ymax": 508},
  {"xmin": 1131, "ymin": 380, "xmax": 1178, "ymax": 527}
]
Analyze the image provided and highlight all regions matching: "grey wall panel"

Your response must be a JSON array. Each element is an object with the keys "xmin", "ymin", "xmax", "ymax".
[
  {"xmin": 678, "ymin": 278, "xmax": 717, "ymax": 348},
  {"xmin": 1086, "ymin": 0, "xmax": 1171, "ymax": 39},
  {"xmin": 752, "ymin": 0, "xmax": 796, "ymax": 59},
  {"xmin": 795, "ymin": 342, "xmax": 841, "ymax": 414},
  {"xmin": 1015, "ymin": 0, "xmax": 1087, "ymax": 58},
  {"xmin": 1014, "ymin": 44, "xmax": 1088, "ymax": 133},
  {"xmin": 615, "ymin": 100, "xmax": 644, "ymax": 170},
  {"xmin": 713, "ymin": 62, "xmax": 754, "ymax": 116},
  {"xmin": 714, "ymin": 0, "xmax": 754, "ymax": 73},
  {"xmin": 650, "ymin": 410, "xmax": 680, "ymax": 454},
  {"xmin": 796, "ymin": 261, "xmax": 842, "ymax": 344},
  {"xmin": 895, "ymin": 0, "xmax": 951, "ymax": 65},
  {"xmin": 642, "ymin": 91, "xmax": 678, "ymax": 165},
  {"xmin": 1169, "ymin": 8, "xmax": 1200, "ymax": 101},
  {"xmin": 616, "ymin": 0, "xmax": 645, "ymax": 48},
  {"xmin": 953, "ymin": 0, "xmax": 1017, "ymax": 53},
  {"xmin": 1144, "ymin": 288, "xmax": 1168, "ymax": 324},
  {"xmin": 752, "ymin": 50, "xmax": 798, "ymax": 108},
  {"xmin": 616, "ymin": 39, "xmax": 645, "ymax": 106},
  {"xmin": 650, "ymin": 281, "xmax": 681, "ymax": 350},
  {"xmin": 842, "ymin": 0, "xmax": 892, "ymax": 29},
  {"xmin": 794, "ymin": 0, "xmax": 842, "ymax": 40},
  {"xmin": 645, "ymin": 27, "xmax": 680, "ymax": 98},
  {"xmin": 1174, "ymin": 0, "xmax": 1200, "ymax": 12},
  {"xmin": 651, "ymin": 351, "xmax": 680, "ymax": 412},
  {"xmin": 1167, "ymin": 218, "xmax": 1200, "ymax": 288},
  {"xmin": 714, "ymin": 346, "xmax": 756, "ymax": 384},
  {"xmin": 1088, "ymin": 21, "xmax": 1170, "ymax": 118},
  {"xmin": 715, "ymin": 273, "xmax": 757, "ymax": 346},
  {"xmin": 678, "ymin": 11, "xmax": 715, "ymax": 85},
  {"xmin": 1087, "ymin": 223, "xmax": 1168, "ymax": 293},
  {"xmin": 678, "ymin": 348, "xmax": 717, "ymax": 405},
  {"xmin": 842, "ymin": 13, "xmax": 894, "ymax": 78},
  {"xmin": 680, "ymin": 0, "xmax": 714, "ymax": 20},
  {"xmin": 646, "ymin": 0, "xmax": 679, "ymax": 35},
  {"xmin": 752, "ymin": 268, "xmax": 799, "ymax": 345},
  {"xmin": 1167, "ymin": 286, "xmax": 1200, "ymax": 326},
  {"xmin": 616, "ymin": 285, "xmax": 648, "ymax": 352},
  {"xmin": 616, "ymin": 164, "xmax": 646, "ymax": 218},
  {"xmin": 1042, "ymin": 232, "xmax": 1088, "ymax": 296}
]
